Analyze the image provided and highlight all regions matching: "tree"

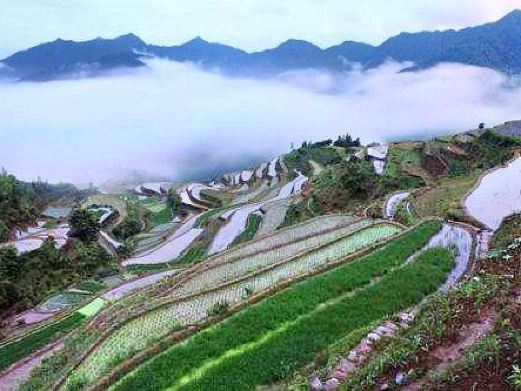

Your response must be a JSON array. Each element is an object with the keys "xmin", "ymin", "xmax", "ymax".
[
  {"xmin": 0, "ymin": 220, "xmax": 8, "ymax": 242},
  {"xmin": 339, "ymin": 161, "xmax": 379, "ymax": 198},
  {"xmin": 112, "ymin": 205, "xmax": 143, "ymax": 240},
  {"xmin": 67, "ymin": 239, "xmax": 117, "ymax": 277},
  {"xmin": 334, "ymin": 133, "xmax": 361, "ymax": 148},
  {"xmin": 68, "ymin": 208, "xmax": 100, "ymax": 242},
  {"xmin": 0, "ymin": 246, "xmax": 20, "ymax": 281},
  {"xmin": 0, "ymin": 281, "xmax": 19, "ymax": 314},
  {"xmin": 167, "ymin": 191, "xmax": 182, "ymax": 214}
]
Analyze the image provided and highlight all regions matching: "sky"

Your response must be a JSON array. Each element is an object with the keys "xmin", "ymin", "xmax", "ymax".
[{"xmin": 1, "ymin": 0, "xmax": 521, "ymax": 58}]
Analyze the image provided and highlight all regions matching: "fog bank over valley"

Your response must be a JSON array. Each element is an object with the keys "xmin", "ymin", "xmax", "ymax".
[{"xmin": 1, "ymin": 58, "xmax": 520, "ymax": 184}]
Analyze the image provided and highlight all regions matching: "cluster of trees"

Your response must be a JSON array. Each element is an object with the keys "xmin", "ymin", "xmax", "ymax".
[
  {"xmin": 112, "ymin": 204, "xmax": 143, "ymax": 240},
  {"xmin": 167, "ymin": 190, "xmax": 182, "ymax": 213},
  {"xmin": 301, "ymin": 139, "xmax": 333, "ymax": 149},
  {"xmin": 0, "ymin": 203, "xmax": 117, "ymax": 317},
  {"xmin": 0, "ymin": 170, "xmax": 96, "ymax": 243},
  {"xmin": 0, "ymin": 237, "xmax": 116, "ymax": 316},
  {"xmin": 299, "ymin": 133, "xmax": 361, "ymax": 150},
  {"xmin": 0, "ymin": 171, "xmax": 39, "ymax": 242},
  {"xmin": 456, "ymin": 129, "xmax": 521, "ymax": 172},
  {"xmin": 333, "ymin": 133, "xmax": 361, "ymax": 148}
]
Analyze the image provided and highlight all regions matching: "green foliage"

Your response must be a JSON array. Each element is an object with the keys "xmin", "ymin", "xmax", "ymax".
[
  {"xmin": 459, "ymin": 129, "xmax": 519, "ymax": 171},
  {"xmin": 20, "ymin": 327, "xmax": 101, "ymax": 391},
  {"xmin": 166, "ymin": 191, "xmax": 182, "ymax": 213},
  {"xmin": 112, "ymin": 222, "xmax": 444, "ymax": 390},
  {"xmin": 492, "ymin": 213, "xmax": 521, "ymax": 250},
  {"xmin": 0, "ymin": 280, "xmax": 19, "ymax": 315},
  {"xmin": 509, "ymin": 365, "xmax": 521, "ymax": 390},
  {"xmin": 384, "ymin": 144, "xmax": 423, "ymax": 177},
  {"xmin": 300, "ymin": 159, "xmax": 421, "ymax": 216},
  {"xmin": 284, "ymin": 146, "xmax": 342, "ymax": 176},
  {"xmin": 0, "ymin": 312, "xmax": 86, "ymax": 372},
  {"xmin": 282, "ymin": 199, "xmax": 322, "ymax": 227},
  {"xmin": 176, "ymin": 243, "xmax": 207, "ymax": 265},
  {"xmin": 148, "ymin": 205, "xmax": 172, "ymax": 226},
  {"xmin": 0, "ymin": 220, "xmax": 8, "ymax": 242},
  {"xmin": 68, "ymin": 208, "xmax": 100, "ymax": 242},
  {"xmin": 0, "ymin": 171, "xmax": 92, "ymax": 243},
  {"xmin": 43, "ymin": 218, "xmax": 59, "ymax": 229},
  {"xmin": 71, "ymin": 280, "xmax": 105, "ymax": 293},
  {"xmin": 0, "ymin": 238, "xmax": 115, "ymax": 315},
  {"xmin": 0, "ymin": 171, "xmax": 38, "ymax": 238},
  {"xmin": 207, "ymin": 301, "xmax": 230, "ymax": 317},
  {"xmin": 194, "ymin": 207, "xmax": 228, "ymax": 228},
  {"xmin": 67, "ymin": 239, "xmax": 118, "ymax": 278},
  {"xmin": 184, "ymin": 249, "xmax": 452, "ymax": 391},
  {"xmin": 480, "ymin": 129, "xmax": 521, "ymax": 148},
  {"xmin": 344, "ymin": 273, "xmax": 508, "ymax": 390},
  {"xmin": 333, "ymin": 133, "xmax": 361, "ymax": 148},
  {"xmin": 112, "ymin": 203, "xmax": 143, "ymax": 240},
  {"xmin": 231, "ymin": 214, "xmax": 262, "ymax": 246}
]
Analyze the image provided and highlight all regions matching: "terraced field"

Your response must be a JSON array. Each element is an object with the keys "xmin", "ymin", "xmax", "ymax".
[
  {"xmin": 17, "ymin": 216, "xmax": 359, "ymax": 389},
  {"xmin": 0, "ymin": 298, "xmax": 106, "ymax": 374},
  {"xmin": 62, "ymin": 221, "xmax": 403, "ymax": 388},
  {"xmin": 111, "ymin": 221, "xmax": 449, "ymax": 391}
]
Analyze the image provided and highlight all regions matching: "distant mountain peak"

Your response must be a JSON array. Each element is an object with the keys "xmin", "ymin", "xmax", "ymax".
[
  {"xmin": 182, "ymin": 36, "xmax": 210, "ymax": 47},
  {"xmin": 113, "ymin": 33, "xmax": 146, "ymax": 46},
  {"xmin": 277, "ymin": 39, "xmax": 321, "ymax": 50}
]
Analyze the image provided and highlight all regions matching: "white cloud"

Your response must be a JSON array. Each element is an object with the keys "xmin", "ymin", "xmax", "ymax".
[{"xmin": 0, "ymin": 59, "xmax": 520, "ymax": 184}]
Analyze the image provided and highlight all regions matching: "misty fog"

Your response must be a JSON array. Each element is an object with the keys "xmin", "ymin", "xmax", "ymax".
[{"xmin": 1, "ymin": 58, "xmax": 520, "ymax": 185}]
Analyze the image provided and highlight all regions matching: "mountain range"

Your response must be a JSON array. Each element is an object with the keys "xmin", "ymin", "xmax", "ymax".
[{"xmin": 2, "ymin": 9, "xmax": 521, "ymax": 81}]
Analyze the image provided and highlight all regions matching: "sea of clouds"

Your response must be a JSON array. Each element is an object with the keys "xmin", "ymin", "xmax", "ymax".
[{"xmin": 0, "ymin": 58, "xmax": 520, "ymax": 185}]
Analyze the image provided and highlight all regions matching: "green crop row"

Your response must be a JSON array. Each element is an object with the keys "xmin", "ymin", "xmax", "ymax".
[
  {"xmin": 111, "ymin": 221, "xmax": 447, "ymax": 391},
  {"xmin": 0, "ymin": 312, "xmax": 86, "ymax": 372},
  {"xmin": 65, "ymin": 223, "xmax": 401, "ymax": 387}
]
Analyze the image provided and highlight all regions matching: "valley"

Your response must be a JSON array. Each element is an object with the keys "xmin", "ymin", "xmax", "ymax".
[{"xmin": 0, "ymin": 123, "xmax": 519, "ymax": 390}]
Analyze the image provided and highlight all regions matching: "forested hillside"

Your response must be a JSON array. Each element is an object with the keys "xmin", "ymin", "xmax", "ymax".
[{"xmin": 0, "ymin": 171, "xmax": 93, "ymax": 242}]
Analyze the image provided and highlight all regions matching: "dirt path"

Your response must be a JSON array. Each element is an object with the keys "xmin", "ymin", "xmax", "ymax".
[
  {"xmin": 403, "ymin": 309, "xmax": 499, "ymax": 391},
  {"xmin": 0, "ymin": 341, "xmax": 63, "ymax": 391}
]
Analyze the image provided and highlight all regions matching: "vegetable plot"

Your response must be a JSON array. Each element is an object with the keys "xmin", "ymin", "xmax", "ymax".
[
  {"xmin": 102, "ymin": 270, "xmax": 177, "ymax": 301},
  {"xmin": 111, "ymin": 221, "xmax": 446, "ymax": 391},
  {"xmin": 204, "ymin": 214, "xmax": 358, "ymax": 268},
  {"xmin": 64, "ymin": 223, "xmax": 402, "ymax": 387},
  {"xmin": 178, "ymin": 222, "xmax": 391, "ymax": 296}
]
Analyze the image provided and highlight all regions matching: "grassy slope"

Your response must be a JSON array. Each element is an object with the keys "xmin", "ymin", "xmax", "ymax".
[
  {"xmin": 491, "ymin": 213, "xmax": 521, "ymax": 249},
  {"xmin": 414, "ymin": 172, "xmax": 480, "ymax": 219},
  {"xmin": 112, "ymin": 221, "xmax": 444, "ymax": 390},
  {"xmin": 385, "ymin": 143, "xmax": 423, "ymax": 177}
]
